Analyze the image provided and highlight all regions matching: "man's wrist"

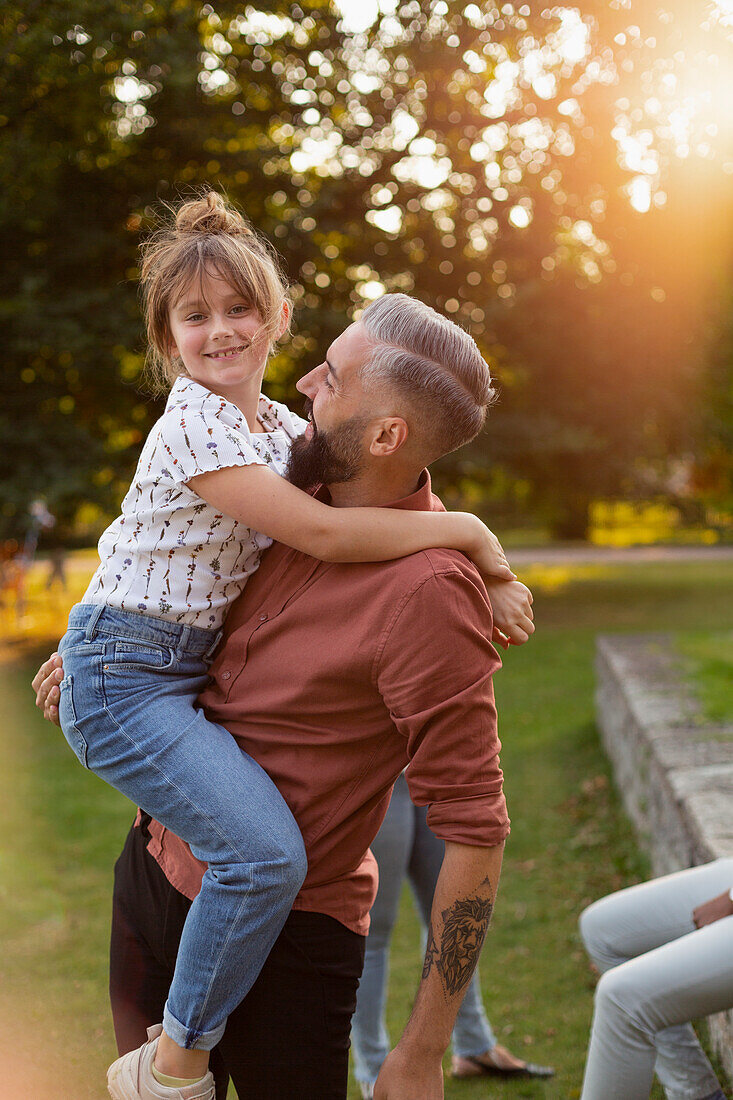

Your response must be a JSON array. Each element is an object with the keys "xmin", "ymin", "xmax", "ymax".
[
  {"xmin": 393, "ymin": 1034, "xmax": 445, "ymax": 1062},
  {"xmin": 398, "ymin": 1014, "xmax": 452, "ymax": 1060}
]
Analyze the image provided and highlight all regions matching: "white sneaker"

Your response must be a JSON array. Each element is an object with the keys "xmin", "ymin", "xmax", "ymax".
[{"xmin": 107, "ymin": 1024, "xmax": 215, "ymax": 1100}]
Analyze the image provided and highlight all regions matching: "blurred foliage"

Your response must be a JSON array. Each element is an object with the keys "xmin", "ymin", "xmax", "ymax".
[
  {"xmin": 588, "ymin": 499, "xmax": 720, "ymax": 547},
  {"xmin": 1, "ymin": 0, "xmax": 731, "ymax": 540}
]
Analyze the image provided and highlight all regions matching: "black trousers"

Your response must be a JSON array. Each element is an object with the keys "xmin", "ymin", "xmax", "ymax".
[{"xmin": 109, "ymin": 822, "xmax": 365, "ymax": 1100}]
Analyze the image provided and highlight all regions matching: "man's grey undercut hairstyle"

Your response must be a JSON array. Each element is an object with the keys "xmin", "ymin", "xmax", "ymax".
[{"xmin": 360, "ymin": 293, "xmax": 497, "ymax": 462}]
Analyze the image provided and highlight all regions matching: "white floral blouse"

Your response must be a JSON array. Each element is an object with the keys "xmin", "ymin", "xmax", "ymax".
[{"xmin": 82, "ymin": 377, "xmax": 307, "ymax": 630}]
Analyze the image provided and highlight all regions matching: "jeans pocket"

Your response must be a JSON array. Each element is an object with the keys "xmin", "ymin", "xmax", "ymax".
[
  {"xmin": 58, "ymin": 673, "xmax": 90, "ymax": 768},
  {"xmin": 107, "ymin": 641, "xmax": 175, "ymax": 671}
]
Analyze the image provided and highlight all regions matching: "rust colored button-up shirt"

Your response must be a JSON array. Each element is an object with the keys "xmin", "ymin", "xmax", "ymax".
[{"xmin": 144, "ymin": 471, "xmax": 510, "ymax": 935}]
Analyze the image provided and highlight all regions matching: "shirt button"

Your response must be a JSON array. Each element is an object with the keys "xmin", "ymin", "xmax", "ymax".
[
  {"xmin": 259, "ymin": 613, "xmax": 268, "ymax": 621},
  {"xmin": 221, "ymin": 670, "xmax": 231, "ymax": 680}
]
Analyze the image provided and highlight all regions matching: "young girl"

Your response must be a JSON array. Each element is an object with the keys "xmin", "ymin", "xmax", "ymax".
[{"xmin": 55, "ymin": 192, "xmax": 513, "ymax": 1100}]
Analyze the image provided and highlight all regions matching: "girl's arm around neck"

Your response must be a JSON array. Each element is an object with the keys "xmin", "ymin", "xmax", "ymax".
[{"xmin": 186, "ymin": 463, "xmax": 515, "ymax": 580}]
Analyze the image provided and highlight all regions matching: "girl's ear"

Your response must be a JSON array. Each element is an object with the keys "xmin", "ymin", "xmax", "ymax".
[{"xmin": 275, "ymin": 300, "xmax": 291, "ymax": 340}]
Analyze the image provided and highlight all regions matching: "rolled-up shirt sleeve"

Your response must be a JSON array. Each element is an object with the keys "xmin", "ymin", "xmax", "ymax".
[{"xmin": 375, "ymin": 559, "xmax": 510, "ymax": 847}]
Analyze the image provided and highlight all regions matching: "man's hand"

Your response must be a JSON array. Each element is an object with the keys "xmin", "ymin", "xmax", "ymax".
[
  {"xmin": 31, "ymin": 652, "xmax": 64, "ymax": 725},
  {"xmin": 373, "ymin": 1044, "xmax": 443, "ymax": 1100},
  {"xmin": 484, "ymin": 579, "xmax": 534, "ymax": 649},
  {"xmin": 692, "ymin": 890, "xmax": 733, "ymax": 928}
]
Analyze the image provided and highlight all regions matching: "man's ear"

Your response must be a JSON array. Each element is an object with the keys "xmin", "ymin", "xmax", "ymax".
[{"xmin": 369, "ymin": 417, "xmax": 409, "ymax": 457}]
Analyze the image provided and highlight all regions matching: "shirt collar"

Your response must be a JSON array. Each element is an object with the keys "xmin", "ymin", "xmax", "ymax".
[
  {"xmin": 168, "ymin": 377, "xmax": 284, "ymax": 432},
  {"xmin": 168, "ymin": 376, "xmax": 209, "ymax": 405}
]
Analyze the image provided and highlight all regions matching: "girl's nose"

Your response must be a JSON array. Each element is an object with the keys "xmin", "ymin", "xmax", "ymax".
[{"xmin": 211, "ymin": 314, "xmax": 236, "ymax": 339}]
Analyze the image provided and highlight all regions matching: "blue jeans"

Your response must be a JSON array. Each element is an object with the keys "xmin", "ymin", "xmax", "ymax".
[
  {"xmin": 351, "ymin": 773, "xmax": 497, "ymax": 1087},
  {"xmin": 58, "ymin": 603, "xmax": 307, "ymax": 1051}
]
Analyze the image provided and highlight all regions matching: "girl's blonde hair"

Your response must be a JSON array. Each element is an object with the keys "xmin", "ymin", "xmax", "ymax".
[{"xmin": 139, "ymin": 190, "xmax": 290, "ymax": 394}]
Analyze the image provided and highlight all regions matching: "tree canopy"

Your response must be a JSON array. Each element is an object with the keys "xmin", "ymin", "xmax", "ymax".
[{"xmin": 2, "ymin": 0, "xmax": 731, "ymax": 539}]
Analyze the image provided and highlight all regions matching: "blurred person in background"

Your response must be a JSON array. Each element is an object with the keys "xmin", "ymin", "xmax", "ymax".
[{"xmin": 579, "ymin": 860, "xmax": 733, "ymax": 1100}]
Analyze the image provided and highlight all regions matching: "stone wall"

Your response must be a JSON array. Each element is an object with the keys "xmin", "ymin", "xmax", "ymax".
[{"xmin": 596, "ymin": 634, "xmax": 733, "ymax": 1080}]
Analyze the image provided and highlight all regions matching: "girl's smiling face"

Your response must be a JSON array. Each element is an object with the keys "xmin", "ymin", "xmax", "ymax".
[{"xmin": 168, "ymin": 270, "xmax": 285, "ymax": 398}]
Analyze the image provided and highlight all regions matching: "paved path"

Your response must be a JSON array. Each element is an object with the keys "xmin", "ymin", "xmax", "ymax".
[{"xmin": 508, "ymin": 545, "xmax": 733, "ymax": 566}]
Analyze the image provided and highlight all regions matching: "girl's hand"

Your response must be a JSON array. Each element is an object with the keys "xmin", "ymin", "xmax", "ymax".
[
  {"xmin": 464, "ymin": 516, "xmax": 515, "ymax": 583},
  {"xmin": 483, "ymin": 579, "xmax": 534, "ymax": 648}
]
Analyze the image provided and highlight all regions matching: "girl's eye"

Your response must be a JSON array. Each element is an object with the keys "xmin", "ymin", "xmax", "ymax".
[
  {"xmin": 186, "ymin": 313, "xmax": 205, "ymax": 323},
  {"xmin": 231, "ymin": 304, "xmax": 251, "ymax": 315}
]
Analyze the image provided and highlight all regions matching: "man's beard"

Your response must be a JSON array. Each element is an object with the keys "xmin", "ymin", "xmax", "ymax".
[{"xmin": 287, "ymin": 400, "xmax": 368, "ymax": 490}]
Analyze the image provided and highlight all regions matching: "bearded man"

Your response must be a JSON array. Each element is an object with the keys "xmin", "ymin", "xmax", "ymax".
[{"xmin": 34, "ymin": 294, "xmax": 534, "ymax": 1100}]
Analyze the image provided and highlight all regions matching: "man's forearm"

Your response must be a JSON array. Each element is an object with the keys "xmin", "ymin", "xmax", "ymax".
[
  {"xmin": 407, "ymin": 840, "xmax": 503, "ymax": 1049},
  {"xmin": 374, "ymin": 839, "xmax": 503, "ymax": 1098}
]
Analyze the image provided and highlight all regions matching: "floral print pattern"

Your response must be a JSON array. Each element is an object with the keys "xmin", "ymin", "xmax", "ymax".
[{"xmin": 83, "ymin": 378, "xmax": 306, "ymax": 629}]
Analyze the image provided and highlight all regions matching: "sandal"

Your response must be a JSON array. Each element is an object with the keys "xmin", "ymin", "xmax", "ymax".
[{"xmin": 452, "ymin": 1052, "xmax": 555, "ymax": 1079}]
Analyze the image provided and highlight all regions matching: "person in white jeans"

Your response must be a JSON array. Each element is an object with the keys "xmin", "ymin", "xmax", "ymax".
[{"xmin": 579, "ymin": 859, "xmax": 733, "ymax": 1100}]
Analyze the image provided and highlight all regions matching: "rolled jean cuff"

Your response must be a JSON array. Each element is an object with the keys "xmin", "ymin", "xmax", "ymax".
[
  {"xmin": 453, "ymin": 1039, "xmax": 498, "ymax": 1059},
  {"xmin": 451, "ymin": 1013, "xmax": 498, "ymax": 1058},
  {"xmin": 163, "ymin": 1002, "xmax": 226, "ymax": 1051}
]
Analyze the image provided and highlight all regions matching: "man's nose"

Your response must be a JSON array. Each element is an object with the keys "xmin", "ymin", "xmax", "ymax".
[{"xmin": 296, "ymin": 364, "xmax": 324, "ymax": 396}]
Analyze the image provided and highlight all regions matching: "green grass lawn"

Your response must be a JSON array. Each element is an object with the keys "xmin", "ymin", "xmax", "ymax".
[
  {"xmin": 1, "ymin": 559, "xmax": 731, "ymax": 1099},
  {"xmin": 676, "ymin": 630, "xmax": 733, "ymax": 725}
]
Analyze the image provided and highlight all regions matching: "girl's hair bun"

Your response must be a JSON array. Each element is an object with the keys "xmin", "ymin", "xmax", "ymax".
[{"xmin": 174, "ymin": 191, "xmax": 252, "ymax": 237}]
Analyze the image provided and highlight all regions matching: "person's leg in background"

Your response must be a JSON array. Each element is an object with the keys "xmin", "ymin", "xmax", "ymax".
[
  {"xmin": 405, "ymin": 793, "xmax": 498, "ymax": 1059},
  {"xmin": 407, "ymin": 796, "xmax": 553, "ymax": 1081},
  {"xmin": 579, "ymin": 859, "xmax": 733, "ymax": 1100},
  {"xmin": 350, "ymin": 774, "xmax": 415, "ymax": 1097},
  {"xmin": 351, "ymin": 774, "xmax": 553, "ymax": 1095}
]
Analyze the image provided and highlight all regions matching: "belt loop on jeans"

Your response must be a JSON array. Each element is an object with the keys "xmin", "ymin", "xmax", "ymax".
[
  {"xmin": 204, "ymin": 628, "xmax": 223, "ymax": 659},
  {"xmin": 85, "ymin": 603, "xmax": 106, "ymax": 641}
]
